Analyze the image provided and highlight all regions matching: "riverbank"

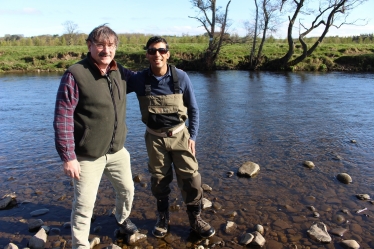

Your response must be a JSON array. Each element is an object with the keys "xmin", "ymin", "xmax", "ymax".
[{"xmin": 0, "ymin": 43, "xmax": 373, "ymax": 73}]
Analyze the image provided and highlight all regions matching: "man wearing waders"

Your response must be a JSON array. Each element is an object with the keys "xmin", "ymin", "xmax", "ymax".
[{"xmin": 127, "ymin": 36, "xmax": 215, "ymax": 239}]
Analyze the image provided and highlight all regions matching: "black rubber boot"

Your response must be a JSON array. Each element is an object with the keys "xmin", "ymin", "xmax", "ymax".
[
  {"xmin": 118, "ymin": 218, "xmax": 138, "ymax": 235},
  {"xmin": 152, "ymin": 210, "xmax": 170, "ymax": 238},
  {"xmin": 186, "ymin": 205, "xmax": 215, "ymax": 238},
  {"xmin": 152, "ymin": 197, "xmax": 170, "ymax": 238}
]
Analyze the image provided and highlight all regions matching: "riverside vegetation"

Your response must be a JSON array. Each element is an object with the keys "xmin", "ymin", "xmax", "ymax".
[{"xmin": 0, "ymin": 34, "xmax": 373, "ymax": 72}]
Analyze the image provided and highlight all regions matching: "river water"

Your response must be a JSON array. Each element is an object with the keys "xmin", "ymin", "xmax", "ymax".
[{"xmin": 0, "ymin": 71, "xmax": 373, "ymax": 249}]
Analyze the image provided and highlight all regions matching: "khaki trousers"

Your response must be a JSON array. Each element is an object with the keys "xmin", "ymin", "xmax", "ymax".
[
  {"xmin": 72, "ymin": 147, "xmax": 134, "ymax": 249},
  {"xmin": 145, "ymin": 127, "xmax": 202, "ymax": 205}
]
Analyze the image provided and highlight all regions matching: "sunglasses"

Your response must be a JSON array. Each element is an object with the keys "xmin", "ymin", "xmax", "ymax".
[{"xmin": 147, "ymin": 48, "xmax": 169, "ymax": 55}]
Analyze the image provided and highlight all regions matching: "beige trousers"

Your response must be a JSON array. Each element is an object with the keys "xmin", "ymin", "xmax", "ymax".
[{"xmin": 72, "ymin": 147, "xmax": 134, "ymax": 249}]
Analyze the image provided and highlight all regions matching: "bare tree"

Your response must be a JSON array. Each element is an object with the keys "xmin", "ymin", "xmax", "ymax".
[
  {"xmin": 288, "ymin": 0, "xmax": 368, "ymax": 66},
  {"xmin": 62, "ymin": 21, "xmax": 79, "ymax": 45},
  {"xmin": 267, "ymin": 0, "xmax": 368, "ymax": 70},
  {"xmin": 245, "ymin": 0, "xmax": 280, "ymax": 69},
  {"xmin": 249, "ymin": 0, "xmax": 259, "ymax": 66},
  {"xmin": 189, "ymin": 0, "xmax": 232, "ymax": 70},
  {"xmin": 256, "ymin": 0, "xmax": 279, "ymax": 62}
]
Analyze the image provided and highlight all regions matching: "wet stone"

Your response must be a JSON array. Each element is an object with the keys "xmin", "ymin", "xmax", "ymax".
[
  {"xmin": 4, "ymin": 243, "xmax": 18, "ymax": 249},
  {"xmin": 63, "ymin": 222, "xmax": 71, "ymax": 228},
  {"xmin": 49, "ymin": 227, "xmax": 61, "ymax": 235},
  {"xmin": 28, "ymin": 228, "xmax": 47, "ymax": 249},
  {"xmin": 128, "ymin": 232, "xmax": 147, "ymax": 245},
  {"xmin": 250, "ymin": 231, "xmax": 266, "ymax": 247},
  {"xmin": 212, "ymin": 202, "xmax": 222, "ymax": 210},
  {"xmin": 330, "ymin": 227, "xmax": 348, "ymax": 237},
  {"xmin": 341, "ymin": 239, "xmax": 360, "ymax": 249},
  {"xmin": 226, "ymin": 171, "xmax": 234, "ymax": 177},
  {"xmin": 202, "ymin": 198, "xmax": 212, "ymax": 209},
  {"xmin": 239, "ymin": 233, "xmax": 254, "ymax": 245},
  {"xmin": 333, "ymin": 214, "xmax": 346, "ymax": 224},
  {"xmin": 133, "ymin": 174, "xmax": 143, "ymax": 183},
  {"xmin": 237, "ymin": 161, "xmax": 260, "ymax": 177},
  {"xmin": 308, "ymin": 205, "xmax": 316, "ymax": 212},
  {"xmin": 254, "ymin": 224, "xmax": 264, "ymax": 235},
  {"xmin": 337, "ymin": 173, "xmax": 352, "ymax": 184},
  {"xmin": 0, "ymin": 196, "xmax": 13, "ymax": 210},
  {"xmin": 224, "ymin": 221, "xmax": 237, "ymax": 234},
  {"xmin": 30, "ymin": 208, "xmax": 49, "ymax": 217},
  {"xmin": 28, "ymin": 219, "xmax": 44, "ymax": 231},
  {"xmin": 355, "ymin": 194, "xmax": 370, "ymax": 200},
  {"xmin": 202, "ymin": 184, "xmax": 212, "ymax": 192},
  {"xmin": 303, "ymin": 161, "xmax": 315, "ymax": 169},
  {"xmin": 307, "ymin": 222, "xmax": 332, "ymax": 243}
]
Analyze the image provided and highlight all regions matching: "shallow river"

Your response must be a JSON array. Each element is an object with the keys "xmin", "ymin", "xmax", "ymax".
[{"xmin": 0, "ymin": 71, "xmax": 373, "ymax": 248}]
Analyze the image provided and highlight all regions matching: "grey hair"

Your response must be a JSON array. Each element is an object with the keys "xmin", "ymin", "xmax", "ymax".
[{"xmin": 86, "ymin": 24, "xmax": 119, "ymax": 46}]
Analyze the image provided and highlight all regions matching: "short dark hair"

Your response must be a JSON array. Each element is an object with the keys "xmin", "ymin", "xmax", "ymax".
[
  {"xmin": 145, "ymin": 36, "xmax": 169, "ymax": 50},
  {"xmin": 86, "ymin": 24, "xmax": 119, "ymax": 46}
]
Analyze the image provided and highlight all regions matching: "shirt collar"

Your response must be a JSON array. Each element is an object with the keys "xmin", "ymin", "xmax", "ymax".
[{"xmin": 87, "ymin": 52, "xmax": 118, "ymax": 76}]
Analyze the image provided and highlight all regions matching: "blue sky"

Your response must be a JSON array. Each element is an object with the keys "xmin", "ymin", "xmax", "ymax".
[{"xmin": 0, "ymin": 0, "xmax": 373, "ymax": 38}]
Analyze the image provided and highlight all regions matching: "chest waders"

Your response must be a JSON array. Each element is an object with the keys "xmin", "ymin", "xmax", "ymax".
[{"xmin": 138, "ymin": 65, "xmax": 215, "ymax": 238}]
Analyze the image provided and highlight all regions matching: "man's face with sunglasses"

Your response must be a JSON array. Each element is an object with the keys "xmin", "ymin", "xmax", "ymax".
[{"xmin": 146, "ymin": 42, "xmax": 170, "ymax": 76}]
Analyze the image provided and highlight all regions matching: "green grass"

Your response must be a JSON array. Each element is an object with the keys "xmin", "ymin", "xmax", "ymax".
[{"xmin": 0, "ymin": 42, "xmax": 373, "ymax": 72}]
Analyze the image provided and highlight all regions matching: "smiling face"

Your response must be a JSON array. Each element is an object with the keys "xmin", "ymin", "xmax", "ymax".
[
  {"xmin": 146, "ymin": 41, "xmax": 170, "ymax": 76},
  {"xmin": 87, "ymin": 38, "xmax": 117, "ymax": 71}
]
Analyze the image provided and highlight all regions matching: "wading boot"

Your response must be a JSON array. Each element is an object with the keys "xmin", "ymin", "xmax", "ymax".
[
  {"xmin": 152, "ymin": 210, "xmax": 170, "ymax": 238},
  {"xmin": 187, "ymin": 205, "xmax": 215, "ymax": 238},
  {"xmin": 118, "ymin": 218, "xmax": 138, "ymax": 235},
  {"xmin": 152, "ymin": 197, "xmax": 170, "ymax": 238}
]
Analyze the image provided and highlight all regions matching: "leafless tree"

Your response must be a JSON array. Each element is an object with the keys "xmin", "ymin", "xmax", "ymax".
[
  {"xmin": 245, "ymin": 0, "xmax": 280, "ymax": 69},
  {"xmin": 189, "ymin": 0, "xmax": 232, "ymax": 70},
  {"xmin": 62, "ymin": 21, "xmax": 79, "ymax": 45},
  {"xmin": 268, "ymin": 0, "xmax": 368, "ymax": 69},
  {"xmin": 249, "ymin": 0, "xmax": 259, "ymax": 66}
]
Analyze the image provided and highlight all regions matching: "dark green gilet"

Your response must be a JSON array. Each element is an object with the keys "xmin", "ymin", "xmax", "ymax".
[{"xmin": 68, "ymin": 56, "xmax": 127, "ymax": 158}]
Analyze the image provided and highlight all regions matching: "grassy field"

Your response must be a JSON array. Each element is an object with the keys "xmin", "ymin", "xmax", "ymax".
[{"xmin": 0, "ymin": 42, "xmax": 373, "ymax": 72}]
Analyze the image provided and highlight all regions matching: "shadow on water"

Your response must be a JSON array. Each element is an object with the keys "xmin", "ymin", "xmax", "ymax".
[{"xmin": 0, "ymin": 71, "xmax": 374, "ymax": 248}]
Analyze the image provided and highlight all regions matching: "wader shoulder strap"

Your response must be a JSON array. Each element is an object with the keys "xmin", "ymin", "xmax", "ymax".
[
  {"xmin": 145, "ymin": 68, "xmax": 152, "ymax": 96},
  {"xmin": 170, "ymin": 65, "xmax": 180, "ymax": 94},
  {"xmin": 144, "ymin": 65, "xmax": 180, "ymax": 95}
]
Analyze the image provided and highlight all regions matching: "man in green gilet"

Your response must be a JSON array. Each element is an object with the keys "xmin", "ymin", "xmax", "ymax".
[
  {"xmin": 54, "ymin": 25, "xmax": 139, "ymax": 248},
  {"xmin": 127, "ymin": 36, "xmax": 215, "ymax": 239}
]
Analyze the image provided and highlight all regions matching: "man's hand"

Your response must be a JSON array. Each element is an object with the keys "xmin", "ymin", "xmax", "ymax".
[
  {"xmin": 63, "ymin": 159, "xmax": 81, "ymax": 180},
  {"xmin": 188, "ymin": 139, "xmax": 196, "ymax": 156}
]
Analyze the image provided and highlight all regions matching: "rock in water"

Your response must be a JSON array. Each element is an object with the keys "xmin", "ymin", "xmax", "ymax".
[
  {"xmin": 128, "ymin": 232, "xmax": 147, "ymax": 245},
  {"xmin": 28, "ymin": 228, "xmax": 47, "ymax": 249},
  {"xmin": 307, "ymin": 222, "xmax": 332, "ymax": 243},
  {"xmin": 4, "ymin": 243, "xmax": 18, "ymax": 249},
  {"xmin": 30, "ymin": 208, "xmax": 49, "ymax": 216},
  {"xmin": 340, "ymin": 240, "xmax": 360, "ymax": 249},
  {"xmin": 336, "ymin": 173, "xmax": 352, "ymax": 184},
  {"xmin": 237, "ymin": 161, "xmax": 260, "ymax": 177},
  {"xmin": 0, "ymin": 196, "xmax": 13, "ymax": 210},
  {"xmin": 303, "ymin": 161, "xmax": 315, "ymax": 169}
]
